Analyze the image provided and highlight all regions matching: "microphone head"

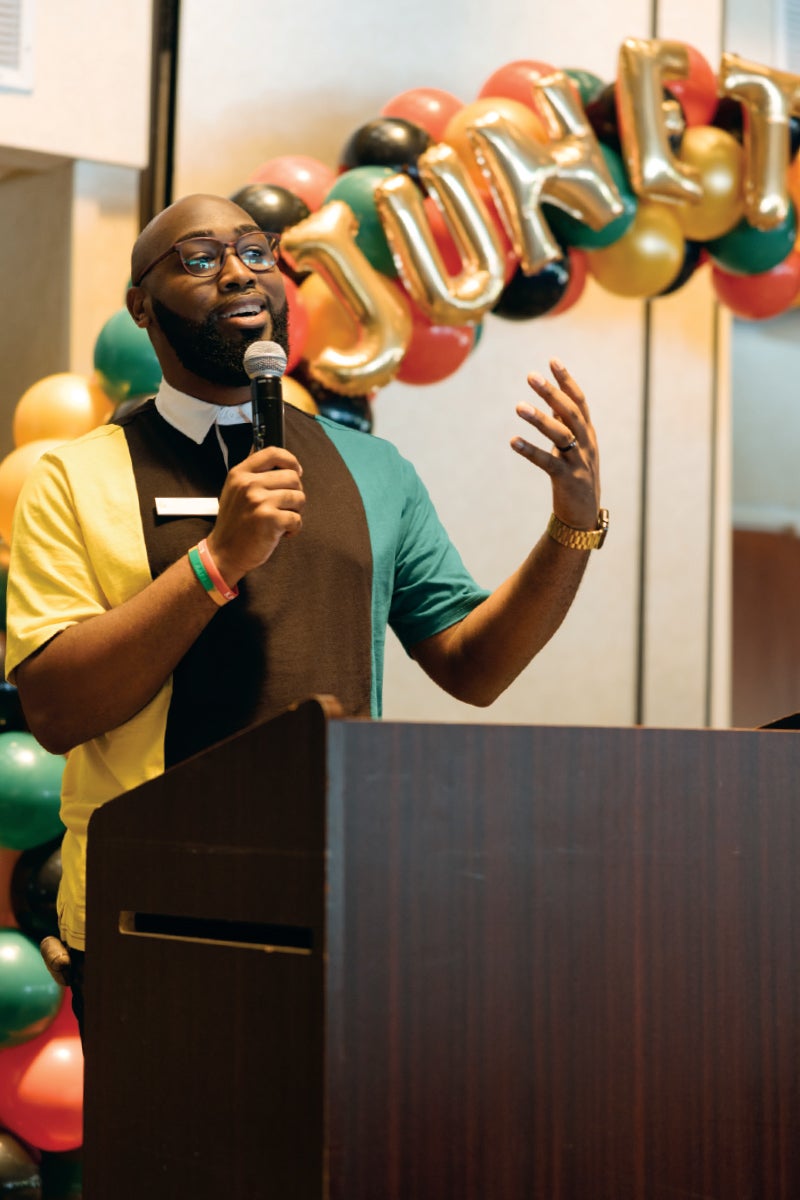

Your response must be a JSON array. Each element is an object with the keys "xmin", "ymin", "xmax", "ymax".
[{"xmin": 243, "ymin": 340, "xmax": 288, "ymax": 380}]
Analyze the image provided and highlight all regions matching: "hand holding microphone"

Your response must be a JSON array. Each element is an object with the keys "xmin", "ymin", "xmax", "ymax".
[{"xmin": 243, "ymin": 340, "xmax": 288, "ymax": 450}]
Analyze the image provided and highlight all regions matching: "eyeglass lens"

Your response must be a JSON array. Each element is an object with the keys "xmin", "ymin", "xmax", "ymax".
[{"xmin": 177, "ymin": 233, "xmax": 278, "ymax": 277}]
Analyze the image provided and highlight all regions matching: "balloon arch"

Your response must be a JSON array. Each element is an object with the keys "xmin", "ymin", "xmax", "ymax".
[{"xmin": 2, "ymin": 37, "xmax": 800, "ymax": 1187}]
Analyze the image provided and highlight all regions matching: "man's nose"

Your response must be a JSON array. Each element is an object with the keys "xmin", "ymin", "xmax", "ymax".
[{"xmin": 218, "ymin": 246, "xmax": 257, "ymax": 287}]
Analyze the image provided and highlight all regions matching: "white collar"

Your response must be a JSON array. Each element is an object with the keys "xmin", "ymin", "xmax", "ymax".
[{"xmin": 155, "ymin": 378, "xmax": 253, "ymax": 444}]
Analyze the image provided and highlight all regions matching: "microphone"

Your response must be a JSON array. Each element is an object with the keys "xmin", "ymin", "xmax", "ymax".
[{"xmin": 243, "ymin": 340, "xmax": 288, "ymax": 450}]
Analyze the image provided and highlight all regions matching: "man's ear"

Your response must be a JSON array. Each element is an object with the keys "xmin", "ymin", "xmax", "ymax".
[{"xmin": 126, "ymin": 286, "xmax": 150, "ymax": 328}]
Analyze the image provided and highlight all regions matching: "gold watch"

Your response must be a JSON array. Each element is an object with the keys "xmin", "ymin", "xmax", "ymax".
[{"xmin": 547, "ymin": 508, "xmax": 609, "ymax": 550}]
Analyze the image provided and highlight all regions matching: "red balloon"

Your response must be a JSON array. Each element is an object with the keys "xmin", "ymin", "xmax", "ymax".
[
  {"xmin": 392, "ymin": 285, "xmax": 476, "ymax": 385},
  {"xmin": 477, "ymin": 59, "xmax": 558, "ymax": 113},
  {"xmin": 664, "ymin": 43, "xmax": 719, "ymax": 127},
  {"xmin": 247, "ymin": 155, "xmax": 337, "ymax": 212},
  {"xmin": 547, "ymin": 247, "xmax": 589, "ymax": 316},
  {"xmin": 711, "ymin": 249, "xmax": 800, "ymax": 319},
  {"xmin": 380, "ymin": 87, "xmax": 464, "ymax": 141},
  {"xmin": 0, "ymin": 993, "xmax": 83, "ymax": 1152},
  {"xmin": 284, "ymin": 275, "xmax": 309, "ymax": 373}
]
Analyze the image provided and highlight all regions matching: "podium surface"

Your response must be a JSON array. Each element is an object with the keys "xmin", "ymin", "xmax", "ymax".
[{"xmin": 84, "ymin": 701, "xmax": 800, "ymax": 1198}]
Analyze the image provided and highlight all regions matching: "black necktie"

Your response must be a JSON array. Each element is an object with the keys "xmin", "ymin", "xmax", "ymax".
[{"xmin": 219, "ymin": 423, "xmax": 253, "ymax": 467}]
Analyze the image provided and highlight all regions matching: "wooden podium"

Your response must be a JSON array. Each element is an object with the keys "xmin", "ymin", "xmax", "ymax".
[{"xmin": 83, "ymin": 699, "xmax": 800, "ymax": 1199}]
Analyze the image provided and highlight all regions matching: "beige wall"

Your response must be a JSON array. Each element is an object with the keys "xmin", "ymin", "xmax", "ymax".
[
  {"xmin": 4, "ymin": 0, "xmax": 772, "ymax": 731},
  {"xmin": 0, "ymin": 2, "xmax": 151, "ymax": 169}
]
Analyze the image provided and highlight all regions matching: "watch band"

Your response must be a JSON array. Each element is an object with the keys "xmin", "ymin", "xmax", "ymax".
[{"xmin": 547, "ymin": 508, "xmax": 609, "ymax": 550}]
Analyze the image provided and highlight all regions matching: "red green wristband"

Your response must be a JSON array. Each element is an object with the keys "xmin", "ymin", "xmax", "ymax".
[
  {"xmin": 188, "ymin": 545, "xmax": 228, "ymax": 607},
  {"xmin": 197, "ymin": 538, "xmax": 239, "ymax": 601}
]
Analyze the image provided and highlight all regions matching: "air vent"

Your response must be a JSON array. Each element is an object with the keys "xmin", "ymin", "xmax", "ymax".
[{"xmin": 0, "ymin": 0, "xmax": 33, "ymax": 92}]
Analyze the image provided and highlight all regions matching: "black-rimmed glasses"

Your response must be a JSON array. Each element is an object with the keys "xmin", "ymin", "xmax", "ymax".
[{"xmin": 133, "ymin": 231, "xmax": 280, "ymax": 286}]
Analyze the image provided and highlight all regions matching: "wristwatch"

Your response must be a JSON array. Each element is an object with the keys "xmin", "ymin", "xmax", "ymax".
[{"xmin": 547, "ymin": 508, "xmax": 609, "ymax": 550}]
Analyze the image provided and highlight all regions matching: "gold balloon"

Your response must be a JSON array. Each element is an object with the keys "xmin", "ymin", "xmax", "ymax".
[
  {"xmin": 672, "ymin": 125, "xmax": 745, "ymax": 241},
  {"xmin": 462, "ymin": 75, "xmax": 626, "ymax": 275},
  {"xmin": 442, "ymin": 97, "xmax": 548, "ymax": 191},
  {"xmin": 13, "ymin": 373, "xmax": 113, "ymax": 447},
  {"xmin": 374, "ymin": 142, "xmax": 506, "ymax": 325},
  {"xmin": 0, "ymin": 440, "xmax": 68, "ymax": 545},
  {"xmin": 282, "ymin": 376, "xmax": 319, "ymax": 416},
  {"xmin": 298, "ymin": 272, "xmax": 360, "ymax": 360},
  {"xmin": 281, "ymin": 201, "xmax": 412, "ymax": 396},
  {"xmin": 720, "ymin": 52, "xmax": 800, "ymax": 230},
  {"xmin": 586, "ymin": 201, "xmax": 685, "ymax": 297},
  {"xmin": 616, "ymin": 38, "xmax": 703, "ymax": 204}
]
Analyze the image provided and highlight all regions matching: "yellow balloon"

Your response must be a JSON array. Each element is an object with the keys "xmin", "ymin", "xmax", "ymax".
[
  {"xmin": 13, "ymin": 373, "xmax": 113, "ymax": 447},
  {"xmin": 586, "ymin": 202, "xmax": 685, "ymax": 297},
  {"xmin": 672, "ymin": 126, "xmax": 745, "ymax": 241},
  {"xmin": 0, "ymin": 440, "xmax": 67, "ymax": 544},
  {"xmin": 282, "ymin": 376, "xmax": 319, "ymax": 415}
]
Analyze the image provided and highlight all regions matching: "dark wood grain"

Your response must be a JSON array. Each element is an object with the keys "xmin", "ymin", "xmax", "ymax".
[{"xmin": 84, "ymin": 705, "xmax": 800, "ymax": 1199}]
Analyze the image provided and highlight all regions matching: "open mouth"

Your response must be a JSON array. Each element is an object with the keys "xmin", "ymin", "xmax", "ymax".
[{"xmin": 217, "ymin": 299, "xmax": 268, "ymax": 329}]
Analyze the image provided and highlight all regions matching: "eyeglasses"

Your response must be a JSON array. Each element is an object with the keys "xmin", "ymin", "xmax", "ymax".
[{"xmin": 133, "ymin": 231, "xmax": 280, "ymax": 286}]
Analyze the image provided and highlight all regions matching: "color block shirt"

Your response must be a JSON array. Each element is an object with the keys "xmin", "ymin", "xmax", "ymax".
[{"xmin": 5, "ymin": 389, "xmax": 489, "ymax": 948}]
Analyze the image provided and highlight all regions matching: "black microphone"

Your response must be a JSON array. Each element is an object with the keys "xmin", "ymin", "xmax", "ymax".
[{"xmin": 243, "ymin": 340, "xmax": 288, "ymax": 450}]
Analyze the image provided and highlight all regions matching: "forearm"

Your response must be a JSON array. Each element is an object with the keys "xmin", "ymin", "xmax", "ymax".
[
  {"xmin": 414, "ymin": 534, "xmax": 590, "ymax": 706},
  {"xmin": 16, "ymin": 555, "xmax": 218, "ymax": 754}
]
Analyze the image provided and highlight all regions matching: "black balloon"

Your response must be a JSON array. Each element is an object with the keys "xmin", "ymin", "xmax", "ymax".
[
  {"xmin": 40, "ymin": 1149, "xmax": 82, "ymax": 1199},
  {"xmin": 339, "ymin": 117, "xmax": 431, "ymax": 175},
  {"xmin": 0, "ymin": 680, "xmax": 27, "ymax": 733},
  {"xmin": 657, "ymin": 239, "xmax": 705, "ymax": 297},
  {"xmin": 10, "ymin": 836, "xmax": 63, "ymax": 941},
  {"xmin": 291, "ymin": 365, "xmax": 375, "ymax": 433},
  {"xmin": 229, "ymin": 183, "xmax": 310, "ymax": 234},
  {"xmin": 492, "ymin": 258, "xmax": 571, "ymax": 320},
  {"xmin": 230, "ymin": 183, "xmax": 312, "ymax": 285},
  {"xmin": 586, "ymin": 82, "xmax": 685, "ymax": 155},
  {"xmin": 0, "ymin": 1131, "xmax": 41, "ymax": 1198},
  {"xmin": 712, "ymin": 97, "xmax": 800, "ymax": 159}
]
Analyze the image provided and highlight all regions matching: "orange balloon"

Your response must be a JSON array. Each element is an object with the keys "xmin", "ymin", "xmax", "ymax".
[
  {"xmin": 442, "ymin": 97, "xmax": 548, "ymax": 191},
  {"xmin": 0, "ymin": 440, "xmax": 67, "ymax": 545},
  {"xmin": 672, "ymin": 126, "xmax": 745, "ymax": 241},
  {"xmin": 13, "ymin": 373, "xmax": 113, "ymax": 447},
  {"xmin": 282, "ymin": 375, "xmax": 319, "ymax": 415},
  {"xmin": 586, "ymin": 202, "xmax": 685, "ymax": 297}
]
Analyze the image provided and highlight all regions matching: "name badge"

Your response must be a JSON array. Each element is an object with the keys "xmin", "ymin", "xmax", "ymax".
[{"xmin": 155, "ymin": 497, "xmax": 219, "ymax": 517}]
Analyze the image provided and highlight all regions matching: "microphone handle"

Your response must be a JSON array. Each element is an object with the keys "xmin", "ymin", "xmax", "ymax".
[{"xmin": 251, "ymin": 375, "xmax": 284, "ymax": 450}]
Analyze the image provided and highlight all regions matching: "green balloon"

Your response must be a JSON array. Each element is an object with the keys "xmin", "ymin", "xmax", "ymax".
[
  {"xmin": 706, "ymin": 203, "xmax": 798, "ymax": 275},
  {"xmin": 93, "ymin": 306, "xmax": 162, "ymax": 402},
  {"xmin": 324, "ymin": 165, "xmax": 398, "ymax": 277},
  {"xmin": 563, "ymin": 67, "xmax": 606, "ymax": 107},
  {"xmin": 0, "ymin": 733, "xmax": 65, "ymax": 851},
  {"xmin": 0, "ymin": 928, "xmax": 61, "ymax": 1049},
  {"xmin": 544, "ymin": 144, "xmax": 637, "ymax": 249}
]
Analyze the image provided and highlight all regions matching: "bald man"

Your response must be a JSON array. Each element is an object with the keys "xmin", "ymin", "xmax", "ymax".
[{"xmin": 5, "ymin": 194, "xmax": 605, "ymax": 1033}]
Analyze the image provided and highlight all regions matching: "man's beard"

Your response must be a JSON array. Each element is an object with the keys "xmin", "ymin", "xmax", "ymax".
[{"xmin": 152, "ymin": 294, "xmax": 290, "ymax": 387}]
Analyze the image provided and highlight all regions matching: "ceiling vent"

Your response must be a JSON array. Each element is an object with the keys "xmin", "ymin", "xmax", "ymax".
[{"xmin": 0, "ymin": 0, "xmax": 33, "ymax": 92}]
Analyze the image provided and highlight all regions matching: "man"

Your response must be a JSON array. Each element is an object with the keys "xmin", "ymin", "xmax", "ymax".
[{"xmin": 5, "ymin": 193, "xmax": 605, "ymax": 1033}]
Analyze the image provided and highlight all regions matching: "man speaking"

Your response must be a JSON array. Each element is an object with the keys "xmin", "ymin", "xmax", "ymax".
[{"xmin": 5, "ymin": 192, "xmax": 606, "ymax": 1035}]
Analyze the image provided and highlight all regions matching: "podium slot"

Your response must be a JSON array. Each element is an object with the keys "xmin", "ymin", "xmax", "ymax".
[{"xmin": 119, "ymin": 911, "xmax": 314, "ymax": 955}]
